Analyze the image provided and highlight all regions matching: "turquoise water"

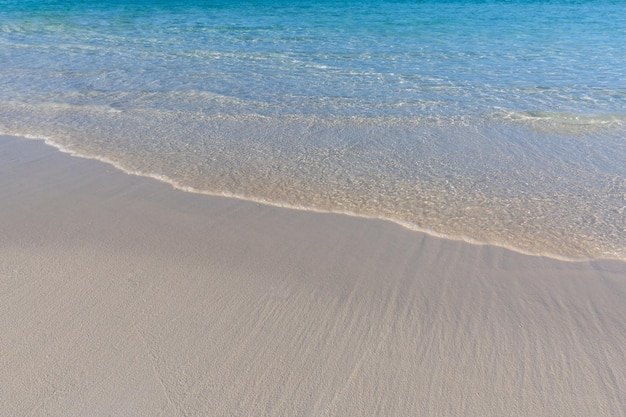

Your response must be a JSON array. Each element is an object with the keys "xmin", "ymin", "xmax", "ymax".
[{"xmin": 1, "ymin": 0, "xmax": 625, "ymax": 259}]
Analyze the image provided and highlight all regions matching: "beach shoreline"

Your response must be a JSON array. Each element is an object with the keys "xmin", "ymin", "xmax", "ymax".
[
  {"xmin": 1, "ymin": 134, "xmax": 625, "ymax": 416},
  {"xmin": 9, "ymin": 132, "xmax": 623, "ymax": 263}
]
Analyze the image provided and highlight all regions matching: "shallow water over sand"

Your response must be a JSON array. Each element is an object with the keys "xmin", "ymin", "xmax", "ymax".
[{"xmin": 1, "ymin": 0, "xmax": 625, "ymax": 259}]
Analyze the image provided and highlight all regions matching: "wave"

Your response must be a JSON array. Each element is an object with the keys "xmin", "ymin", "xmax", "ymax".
[
  {"xmin": 1, "ymin": 98, "xmax": 624, "ymax": 262},
  {"xmin": 3, "ymin": 130, "xmax": 624, "ymax": 264},
  {"xmin": 504, "ymin": 110, "xmax": 626, "ymax": 133}
]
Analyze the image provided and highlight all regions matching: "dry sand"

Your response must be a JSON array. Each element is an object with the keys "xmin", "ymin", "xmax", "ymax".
[{"xmin": 1, "ymin": 135, "xmax": 625, "ymax": 416}]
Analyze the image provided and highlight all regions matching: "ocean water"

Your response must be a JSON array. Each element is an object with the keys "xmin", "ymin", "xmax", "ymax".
[{"xmin": 1, "ymin": 0, "xmax": 625, "ymax": 260}]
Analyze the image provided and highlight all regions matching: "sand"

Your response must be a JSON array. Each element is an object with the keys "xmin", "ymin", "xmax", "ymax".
[{"xmin": 1, "ymin": 134, "xmax": 625, "ymax": 416}]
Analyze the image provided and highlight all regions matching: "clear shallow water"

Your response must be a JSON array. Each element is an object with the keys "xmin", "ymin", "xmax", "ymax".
[{"xmin": 1, "ymin": 0, "xmax": 625, "ymax": 260}]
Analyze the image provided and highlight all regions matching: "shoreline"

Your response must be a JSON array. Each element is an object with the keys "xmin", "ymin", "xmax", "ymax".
[
  {"xmin": 1, "ymin": 134, "xmax": 625, "ymax": 416},
  {"xmin": 9, "ymin": 133, "xmax": 623, "ymax": 263}
]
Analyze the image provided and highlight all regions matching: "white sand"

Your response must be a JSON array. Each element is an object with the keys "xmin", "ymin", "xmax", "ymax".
[{"xmin": 1, "ymin": 135, "xmax": 625, "ymax": 416}]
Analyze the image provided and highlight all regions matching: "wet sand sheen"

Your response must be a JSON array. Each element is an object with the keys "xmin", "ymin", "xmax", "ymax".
[{"xmin": 1, "ymin": 135, "xmax": 625, "ymax": 416}]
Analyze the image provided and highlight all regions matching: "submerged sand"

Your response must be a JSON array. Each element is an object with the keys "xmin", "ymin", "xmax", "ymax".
[{"xmin": 1, "ymin": 135, "xmax": 625, "ymax": 416}]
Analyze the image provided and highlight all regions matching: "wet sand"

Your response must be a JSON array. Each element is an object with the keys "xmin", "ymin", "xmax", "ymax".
[{"xmin": 1, "ymin": 135, "xmax": 625, "ymax": 416}]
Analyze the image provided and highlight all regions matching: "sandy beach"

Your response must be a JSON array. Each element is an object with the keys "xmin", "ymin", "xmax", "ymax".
[{"xmin": 1, "ymin": 134, "xmax": 625, "ymax": 416}]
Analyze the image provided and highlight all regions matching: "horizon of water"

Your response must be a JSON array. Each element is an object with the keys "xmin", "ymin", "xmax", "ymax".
[{"xmin": 1, "ymin": 0, "xmax": 625, "ymax": 260}]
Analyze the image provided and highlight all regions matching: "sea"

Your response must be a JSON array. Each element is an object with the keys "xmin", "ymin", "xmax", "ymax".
[{"xmin": 1, "ymin": 0, "xmax": 624, "ymax": 260}]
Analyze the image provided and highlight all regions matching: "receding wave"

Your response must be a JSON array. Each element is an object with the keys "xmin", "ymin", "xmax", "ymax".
[{"xmin": 2, "ymin": 100, "xmax": 624, "ymax": 262}]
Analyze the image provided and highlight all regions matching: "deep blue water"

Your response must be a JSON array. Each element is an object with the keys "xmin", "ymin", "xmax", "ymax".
[{"xmin": 1, "ymin": 0, "xmax": 625, "ymax": 259}]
